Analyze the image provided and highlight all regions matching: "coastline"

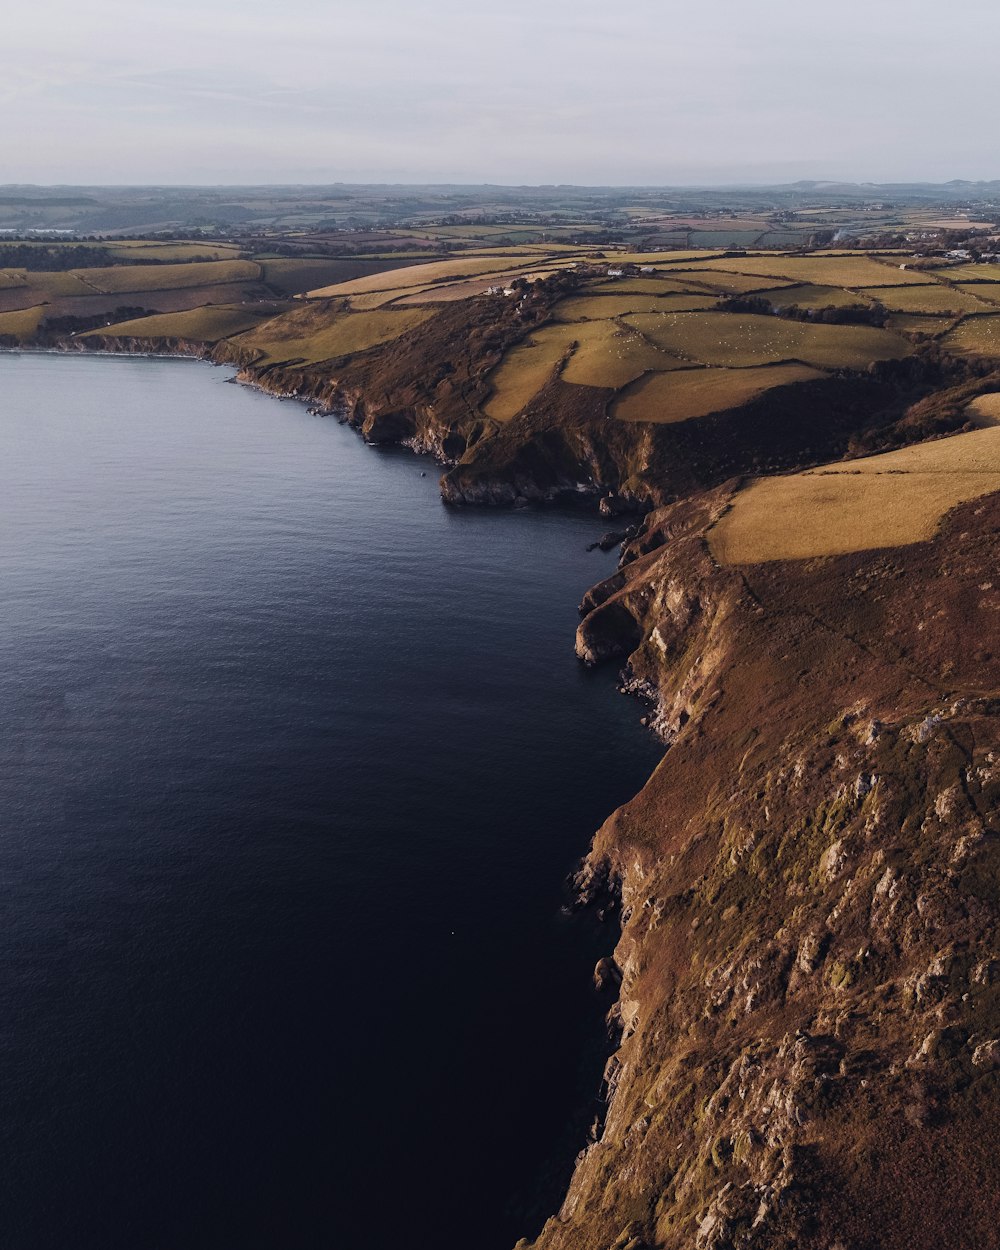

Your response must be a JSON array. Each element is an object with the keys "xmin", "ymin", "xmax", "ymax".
[
  {"xmin": 1, "ymin": 341, "xmax": 660, "ymax": 1248},
  {"xmin": 9, "ymin": 336, "xmax": 1000, "ymax": 1249}
]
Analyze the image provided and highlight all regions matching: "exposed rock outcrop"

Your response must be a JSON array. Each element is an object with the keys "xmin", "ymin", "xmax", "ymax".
[{"xmin": 529, "ymin": 490, "xmax": 1000, "ymax": 1250}]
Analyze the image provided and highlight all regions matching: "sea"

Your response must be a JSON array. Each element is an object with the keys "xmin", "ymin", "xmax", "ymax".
[{"xmin": 0, "ymin": 353, "xmax": 661, "ymax": 1250}]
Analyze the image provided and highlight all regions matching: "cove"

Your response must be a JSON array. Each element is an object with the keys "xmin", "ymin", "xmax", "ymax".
[{"xmin": 0, "ymin": 352, "xmax": 662, "ymax": 1250}]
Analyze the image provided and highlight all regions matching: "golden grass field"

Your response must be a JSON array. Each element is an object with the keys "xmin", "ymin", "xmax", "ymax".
[
  {"xmin": 956, "ymin": 283, "xmax": 1000, "ymax": 306},
  {"xmin": 612, "ymin": 363, "xmax": 826, "ymax": 424},
  {"xmin": 930, "ymin": 263, "xmax": 1000, "ymax": 283},
  {"xmin": 306, "ymin": 256, "xmax": 542, "ymax": 299},
  {"xmin": 0, "ymin": 270, "xmax": 96, "ymax": 297},
  {"xmin": 695, "ymin": 255, "xmax": 934, "ymax": 288},
  {"xmin": 346, "ymin": 286, "xmax": 440, "ymax": 310},
  {"xmin": 75, "ymin": 259, "xmax": 261, "ymax": 294},
  {"xmin": 967, "ymin": 393, "xmax": 1000, "ymax": 426},
  {"xmin": 231, "ymin": 304, "xmax": 433, "ymax": 365},
  {"xmin": 675, "ymin": 269, "xmax": 799, "ymax": 296},
  {"xmin": 553, "ymin": 293, "xmax": 719, "ymax": 320},
  {"xmin": 483, "ymin": 329, "xmax": 571, "ymax": 420},
  {"xmin": 759, "ymin": 283, "xmax": 876, "ymax": 309},
  {"xmin": 259, "ymin": 259, "xmax": 394, "ymax": 296},
  {"xmin": 588, "ymin": 277, "xmax": 707, "ymax": 296},
  {"xmin": 560, "ymin": 320, "xmax": 683, "ymax": 388},
  {"xmin": 484, "ymin": 319, "xmax": 685, "ymax": 418},
  {"xmin": 886, "ymin": 314, "xmax": 956, "ymax": 337},
  {"xmin": 709, "ymin": 427, "xmax": 1000, "ymax": 564},
  {"xmin": 83, "ymin": 303, "xmax": 291, "ymax": 343},
  {"xmin": 0, "ymin": 305, "xmax": 47, "ymax": 340},
  {"xmin": 396, "ymin": 270, "xmax": 561, "ymax": 304},
  {"xmin": 942, "ymin": 315, "xmax": 1000, "ymax": 359},
  {"xmin": 105, "ymin": 242, "xmax": 243, "ymax": 263},
  {"xmin": 622, "ymin": 311, "xmax": 911, "ymax": 369},
  {"xmin": 855, "ymin": 284, "xmax": 987, "ymax": 314}
]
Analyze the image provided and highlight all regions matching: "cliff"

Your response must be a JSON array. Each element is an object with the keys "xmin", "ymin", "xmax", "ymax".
[
  {"xmin": 39, "ymin": 298, "xmax": 1000, "ymax": 1249},
  {"xmin": 523, "ymin": 488, "xmax": 1000, "ymax": 1250}
]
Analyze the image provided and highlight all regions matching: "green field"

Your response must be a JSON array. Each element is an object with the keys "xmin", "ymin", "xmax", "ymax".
[
  {"xmin": 484, "ymin": 319, "xmax": 683, "ymax": 416},
  {"xmin": 560, "ymin": 320, "xmax": 684, "ymax": 387},
  {"xmin": 956, "ymin": 283, "xmax": 1000, "ymax": 306},
  {"xmin": 0, "ymin": 270, "xmax": 97, "ymax": 297}
]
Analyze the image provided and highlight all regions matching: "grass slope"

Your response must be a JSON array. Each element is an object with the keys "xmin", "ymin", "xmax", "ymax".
[
  {"xmin": 623, "ymin": 311, "xmax": 911, "ymax": 369},
  {"xmin": 709, "ymin": 427, "xmax": 1000, "ymax": 563},
  {"xmin": 613, "ymin": 363, "xmax": 826, "ymax": 424},
  {"xmin": 81, "ymin": 303, "xmax": 292, "ymax": 344},
  {"xmin": 230, "ymin": 302, "xmax": 434, "ymax": 365}
]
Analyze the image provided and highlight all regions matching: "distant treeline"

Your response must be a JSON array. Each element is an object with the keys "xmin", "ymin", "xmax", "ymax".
[
  {"xmin": 0, "ymin": 244, "xmax": 118, "ymax": 271},
  {"xmin": 0, "ymin": 244, "xmax": 231, "ymax": 270}
]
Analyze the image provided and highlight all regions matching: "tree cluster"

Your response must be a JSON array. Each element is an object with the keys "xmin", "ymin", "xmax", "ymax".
[
  {"xmin": 0, "ymin": 244, "xmax": 117, "ymax": 271},
  {"xmin": 718, "ymin": 294, "xmax": 889, "ymax": 327}
]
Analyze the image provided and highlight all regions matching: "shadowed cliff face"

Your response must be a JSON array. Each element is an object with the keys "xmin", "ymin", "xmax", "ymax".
[{"xmin": 525, "ymin": 490, "xmax": 1000, "ymax": 1250}]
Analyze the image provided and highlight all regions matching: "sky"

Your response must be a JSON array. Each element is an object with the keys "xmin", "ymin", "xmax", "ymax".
[{"xmin": 4, "ymin": 0, "xmax": 998, "ymax": 186}]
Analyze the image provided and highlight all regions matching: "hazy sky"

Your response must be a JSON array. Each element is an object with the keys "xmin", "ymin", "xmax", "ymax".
[{"xmin": 5, "ymin": 0, "xmax": 998, "ymax": 185}]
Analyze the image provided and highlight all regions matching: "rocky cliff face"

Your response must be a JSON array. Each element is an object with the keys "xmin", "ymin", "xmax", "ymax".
[
  {"xmin": 212, "ymin": 323, "xmax": 993, "ymax": 516},
  {"xmin": 52, "ymin": 295, "xmax": 996, "ymax": 516},
  {"xmin": 524, "ymin": 489, "xmax": 1000, "ymax": 1250}
]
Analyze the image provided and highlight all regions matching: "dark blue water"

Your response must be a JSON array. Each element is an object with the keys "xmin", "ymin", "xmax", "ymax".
[{"xmin": 0, "ymin": 353, "xmax": 661, "ymax": 1250}]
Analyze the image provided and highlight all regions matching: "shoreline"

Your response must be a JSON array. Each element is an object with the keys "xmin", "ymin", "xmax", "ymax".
[{"xmin": 1, "ymin": 341, "xmax": 653, "ymax": 1250}]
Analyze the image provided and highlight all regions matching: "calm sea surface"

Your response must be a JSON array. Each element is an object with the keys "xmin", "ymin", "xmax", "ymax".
[{"xmin": 0, "ymin": 353, "xmax": 661, "ymax": 1250}]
